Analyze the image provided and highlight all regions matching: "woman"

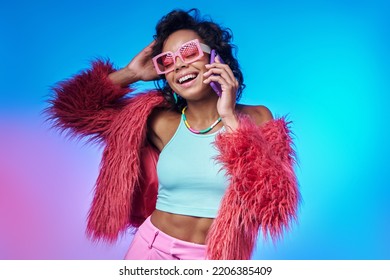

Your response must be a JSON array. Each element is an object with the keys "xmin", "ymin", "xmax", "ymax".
[{"xmin": 47, "ymin": 9, "xmax": 300, "ymax": 260}]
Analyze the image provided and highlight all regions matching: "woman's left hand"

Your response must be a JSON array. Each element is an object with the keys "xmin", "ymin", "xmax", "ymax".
[{"xmin": 203, "ymin": 56, "xmax": 239, "ymax": 131}]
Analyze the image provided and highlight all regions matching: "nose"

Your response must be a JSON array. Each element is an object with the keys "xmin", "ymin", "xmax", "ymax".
[{"xmin": 174, "ymin": 55, "xmax": 187, "ymax": 72}]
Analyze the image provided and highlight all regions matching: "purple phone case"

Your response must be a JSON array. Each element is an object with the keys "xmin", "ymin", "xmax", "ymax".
[{"xmin": 210, "ymin": 49, "xmax": 224, "ymax": 96}]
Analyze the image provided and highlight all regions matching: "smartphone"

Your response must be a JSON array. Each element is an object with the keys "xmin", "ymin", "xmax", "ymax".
[{"xmin": 209, "ymin": 49, "xmax": 224, "ymax": 96}]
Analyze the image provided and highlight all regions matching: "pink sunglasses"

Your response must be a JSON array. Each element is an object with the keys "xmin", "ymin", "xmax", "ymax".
[{"xmin": 152, "ymin": 39, "xmax": 211, "ymax": 75}]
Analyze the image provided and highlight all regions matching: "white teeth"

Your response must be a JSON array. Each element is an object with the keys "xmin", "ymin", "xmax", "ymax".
[{"xmin": 179, "ymin": 74, "xmax": 197, "ymax": 84}]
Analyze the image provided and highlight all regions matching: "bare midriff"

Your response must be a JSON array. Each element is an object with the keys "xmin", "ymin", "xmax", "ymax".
[{"xmin": 150, "ymin": 209, "xmax": 214, "ymax": 244}]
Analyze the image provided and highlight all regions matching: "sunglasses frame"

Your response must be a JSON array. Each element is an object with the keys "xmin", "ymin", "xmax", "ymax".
[{"xmin": 152, "ymin": 39, "xmax": 211, "ymax": 75}]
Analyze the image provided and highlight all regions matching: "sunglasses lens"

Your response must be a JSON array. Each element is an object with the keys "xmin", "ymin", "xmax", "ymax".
[
  {"xmin": 155, "ymin": 53, "xmax": 174, "ymax": 73},
  {"xmin": 180, "ymin": 41, "xmax": 201, "ymax": 63}
]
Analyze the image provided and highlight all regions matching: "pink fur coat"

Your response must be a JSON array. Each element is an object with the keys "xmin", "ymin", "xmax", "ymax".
[{"xmin": 47, "ymin": 59, "xmax": 300, "ymax": 260}]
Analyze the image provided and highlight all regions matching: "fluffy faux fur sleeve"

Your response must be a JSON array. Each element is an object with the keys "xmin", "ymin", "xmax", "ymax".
[
  {"xmin": 207, "ymin": 116, "xmax": 300, "ymax": 260},
  {"xmin": 86, "ymin": 92, "xmax": 166, "ymax": 243},
  {"xmin": 46, "ymin": 59, "xmax": 132, "ymax": 142}
]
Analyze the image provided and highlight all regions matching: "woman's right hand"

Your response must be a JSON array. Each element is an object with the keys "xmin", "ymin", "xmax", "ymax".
[
  {"xmin": 109, "ymin": 41, "xmax": 160, "ymax": 87},
  {"xmin": 126, "ymin": 41, "xmax": 160, "ymax": 82}
]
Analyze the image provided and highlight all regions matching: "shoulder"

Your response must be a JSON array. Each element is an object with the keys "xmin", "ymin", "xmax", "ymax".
[
  {"xmin": 236, "ymin": 104, "xmax": 273, "ymax": 126},
  {"xmin": 149, "ymin": 108, "xmax": 180, "ymax": 129},
  {"xmin": 147, "ymin": 108, "xmax": 181, "ymax": 151}
]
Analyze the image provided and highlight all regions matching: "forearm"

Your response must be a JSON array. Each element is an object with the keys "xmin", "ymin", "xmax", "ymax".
[{"xmin": 108, "ymin": 66, "xmax": 139, "ymax": 88}]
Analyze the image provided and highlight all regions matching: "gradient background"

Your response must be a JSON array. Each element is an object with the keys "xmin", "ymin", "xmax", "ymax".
[{"xmin": 1, "ymin": 0, "xmax": 389, "ymax": 259}]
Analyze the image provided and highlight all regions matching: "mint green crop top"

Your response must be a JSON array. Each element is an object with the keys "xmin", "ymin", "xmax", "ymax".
[{"xmin": 155, "ymin": 115, "xmax": 229, "ymax": 218}]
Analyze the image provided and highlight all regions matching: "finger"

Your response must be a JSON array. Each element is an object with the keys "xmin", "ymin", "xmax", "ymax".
[
  {"xmin": 203, "ymin": 67, "xmax": 235, "ymax": 85},
  {"xmin": 205, "ymin": 62, "xmax": 236, "ymax": 83},
  {"xmin": 146, "ymin": 40, "xmax": 156, "ymax": 49},
  {"xmin": 203, "ymin": 72, "xmax": 226, "ymax": 86},
  {"xmin": 203, "ymin": 75, "xmax": 237, "ymax": 93},
  {"xmin": 142, "ymin": 41, "xmax": 156, "ymax": 56}
]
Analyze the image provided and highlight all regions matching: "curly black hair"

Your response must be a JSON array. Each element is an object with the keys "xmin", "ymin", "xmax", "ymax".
[{"xmin": 152, "ymin": 8, "xmax": 245, "ymax": 110}]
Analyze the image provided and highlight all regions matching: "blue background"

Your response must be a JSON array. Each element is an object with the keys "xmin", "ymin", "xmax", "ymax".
[{"xmin": 0, "ymin": 0, "xmax": 389, "ymax": 259}]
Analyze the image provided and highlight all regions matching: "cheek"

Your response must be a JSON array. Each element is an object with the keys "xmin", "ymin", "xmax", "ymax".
[
  {"xmin": 198, "ymin": 56, "xmax": 210, "ymax": 69},
  {"xmin": 164, "ymin": 74, "xmax": 177, "ymax": 89},
  {"xmin": 204, "ymin": 55, "xmax": 211, "ymax": 64},
  {"xmin": 166, "ymin": 74, "xmax": 175, "ymax": 83}
]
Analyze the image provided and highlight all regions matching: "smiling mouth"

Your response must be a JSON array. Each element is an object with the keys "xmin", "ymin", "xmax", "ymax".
[{"xmin": 178, "ymin": 73, "xmax": 198, "ymax": 84}]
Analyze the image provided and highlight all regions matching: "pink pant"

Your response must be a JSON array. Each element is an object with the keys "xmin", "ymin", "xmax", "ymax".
[{"xmin": 124, "ymin": 216, "xmax": 207, "ymax": 260}]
